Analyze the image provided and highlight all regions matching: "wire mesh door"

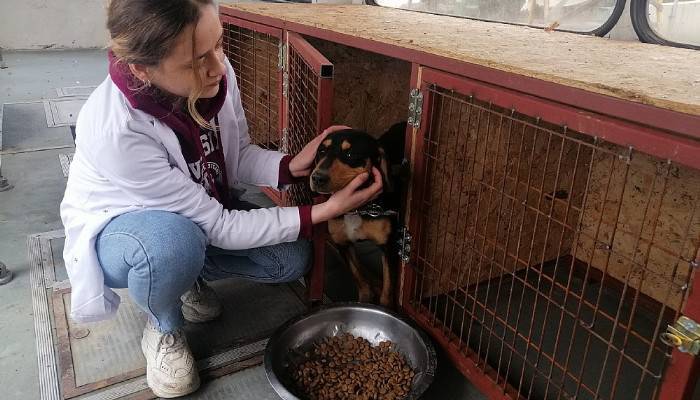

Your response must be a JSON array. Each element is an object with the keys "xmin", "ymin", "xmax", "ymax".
[
  {"xmin": 401, "ymin": 67, "xmax": 700, "ymax": 400},
  {"xmin": 221, "ymin": 15, "xmax": 285, "ymax": 205},
  {"xmin": 220, "ymin": 16, "xmax": 334, "ymax": 303},
  {"xmin": 283, "ymin": 31, "xmax": 334, "ymax": 303},
  {"xmin": 282, "ymin": 31, "xmax": 334, "ymax": 208}
]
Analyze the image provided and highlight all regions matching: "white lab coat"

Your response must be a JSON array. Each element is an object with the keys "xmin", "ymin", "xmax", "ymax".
[{"xmin": 60, "ymin": 58, "xmax": 300, "ymax": 323}]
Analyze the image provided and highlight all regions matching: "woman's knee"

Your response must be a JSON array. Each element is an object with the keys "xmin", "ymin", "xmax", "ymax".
[
  {"xmin": 98, "ymin": 210, "xmax": 207, "ymax": 280},
  {"xmin": 274, "ymin": 240, "xmax": 312, "ymax": 282},
  {"xmin": 147, "ymin": 211, "xmax": 207, "ymax": 269}
]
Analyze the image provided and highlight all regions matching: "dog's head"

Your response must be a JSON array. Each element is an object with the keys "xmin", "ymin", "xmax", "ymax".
[{"xmin": 310, "ymin": 129, "xmax": 391, "ymax": 194}]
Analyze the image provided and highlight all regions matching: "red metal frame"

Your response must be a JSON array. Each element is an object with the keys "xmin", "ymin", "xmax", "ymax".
[
  {"xmin": 288, "ymin": 32, "xmax": 334, "ymax": 79},
  {"xmin": 658, "ymin": 253, "xmax": 700, "ymax": 400},
  {"xmin": 417, "ymin": 67, "xmax": 700, "ymax": 171},
  {"xmin": 286, "ymin": 31, "xmax": 334, "ymax": 142},
  {"xmin": 283, "ymin": 31, "xmax": 334, "ymax": 303},
  {"xmin": 220, "ymin": 14, "xmax": 283, "ymax": 38},
  {"xmin": 308, "ymin": 196, "xmax": 329, "ymax": 304},
  {"xmin": 279, "ymin": 31, "xmax": 334, "ymax": 206},
  {"xmin": 285, "ymin": 32, "xmax": 333, "ymax": 140},
  {"xmin": 219, "ymin": 5, "xmax": 700, "ymax": 142},
  {"xmin": 262, "ymin": 31, "xmax": 335, "ymax": 208}
]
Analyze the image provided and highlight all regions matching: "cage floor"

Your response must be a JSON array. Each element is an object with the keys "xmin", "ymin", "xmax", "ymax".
[
  {"xmin": 419, "ymin": 257, "xmax": 671, "ymax": 400},
  {"xmin": 29, "ymin": 232, "xmax": 308, "ymax": 400}
]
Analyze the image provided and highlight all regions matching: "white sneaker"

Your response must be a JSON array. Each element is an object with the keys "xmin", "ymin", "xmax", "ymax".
[
  {"xmin": 141, "ymin": 321, "xmax": 200, "ymax": 398},
  {"xmin": 181, "ymin": 279, "xmax": 223, "ymax": 323}
]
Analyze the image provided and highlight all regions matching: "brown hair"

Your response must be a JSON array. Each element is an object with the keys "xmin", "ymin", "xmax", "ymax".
[{"xmin": 107, "ymin": 0, "xmax": 215, "ymax": 128}]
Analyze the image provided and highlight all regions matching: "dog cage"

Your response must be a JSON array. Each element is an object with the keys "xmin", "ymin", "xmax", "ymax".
[
  {"xmin": 219, "ymin": 5, "xmax": 700, "ymax": 399},
  {"xmin": 401, "ymin": 67, "xmax": 700, "ymax": 400}
]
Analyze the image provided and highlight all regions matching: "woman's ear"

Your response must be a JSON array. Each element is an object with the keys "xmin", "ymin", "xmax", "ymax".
[{"xmin": 128, "ymin": 64, "xmax": 151, "ymax": 85}]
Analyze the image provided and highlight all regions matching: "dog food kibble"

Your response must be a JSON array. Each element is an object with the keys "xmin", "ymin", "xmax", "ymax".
[{"xmin": 290, "ymin": 333, "xmax": 415, "ymax": 400}]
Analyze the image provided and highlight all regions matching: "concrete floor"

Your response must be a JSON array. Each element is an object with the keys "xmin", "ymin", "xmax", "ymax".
[
  {"xmin": 0, "ymin": 50, "xmax": 486, "ymax": 400},
  {"xmin": 0, "ymin": 50, "xmax": 108, "ymax": 400}
]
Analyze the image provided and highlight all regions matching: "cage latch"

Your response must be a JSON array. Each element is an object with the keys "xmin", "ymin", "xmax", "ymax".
[
  {"xmin": 397, "ymin": 227, "xmax": 412, "ymax": 263},
  {"xmin": 407, "ymin": 89, "xmax": 423, "ymax": 129},
  {"xmin": 661, "ymin": 316, "xmax": 700, "ymax": 356}
]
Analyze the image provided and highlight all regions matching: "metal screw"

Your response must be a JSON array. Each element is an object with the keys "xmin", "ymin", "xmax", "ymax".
[
  {"xmin": 0, "ymin": 175, "xmax": 12, "ymax": 192},
  {"xmin": 0, "ymin": 47, "xmax": 7, "ymax": 69},
  {"xmin": 0, "ymin": 162, "xmax": 12, "ymax": 192},
  {"xmin": 0, "ymin": 261, "xmax": 13, "ymax": 285},
  {"xmin": 71, "ymin": 328, "xmax": 90, "ymax": 339},
  {"xmin": 690, "ymin": 259, "xmax": 699, "ymax": 268},
  {"xmin": 679, "ymin": 318, "xmax": 699, "ymax": 331}
]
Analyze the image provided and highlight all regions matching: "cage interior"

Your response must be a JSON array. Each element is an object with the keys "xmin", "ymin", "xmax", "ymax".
[
  {"xmin": 304, "ymin": 37, "xmax": 411, "ymax": 139},
  {"xmin": 300, "ymin": 37, "xmax": 413, "ymax": 285},
  {"xmin": 410, "ymin": 85, "xmax": 700, "ymax": 400},
  {"xmin": 222, "ymin": 24, "xmax": 412, "ymax": 207}
]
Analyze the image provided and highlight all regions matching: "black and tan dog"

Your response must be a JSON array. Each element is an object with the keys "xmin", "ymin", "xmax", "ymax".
[{"xmin": 310, "ymin": 123, "xmax": 407, "ymax": 307}]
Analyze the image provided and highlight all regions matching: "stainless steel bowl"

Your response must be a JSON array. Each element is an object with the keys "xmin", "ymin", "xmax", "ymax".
[{"xmin": 264, "ymin": 303, "xmax": 437, "ymax": 400}]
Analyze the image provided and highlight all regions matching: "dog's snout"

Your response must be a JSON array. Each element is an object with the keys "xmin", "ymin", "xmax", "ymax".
[{"xmin": 311, "ymin": 172, "xmax": 329, "ymax": 187}]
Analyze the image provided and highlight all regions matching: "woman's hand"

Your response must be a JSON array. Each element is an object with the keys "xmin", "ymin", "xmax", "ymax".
[
  {"xmin": 311, "ymin": 167, "xmax": 383, "ymax": 223},
  {"xmin": 288, "ymin": 125, "xmax": 351, "ymax": 178}
]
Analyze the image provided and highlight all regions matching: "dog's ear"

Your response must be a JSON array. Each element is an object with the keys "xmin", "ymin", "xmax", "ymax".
[{"xmin": 378, "ymin": 147, "xmax": 393, "ymax": 193}]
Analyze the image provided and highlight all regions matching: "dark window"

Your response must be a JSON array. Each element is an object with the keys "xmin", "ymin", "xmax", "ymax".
[
  {"xmin": 369, "ymin": 0, "xmax": 626, "ymax": 36},
  {"xmin": 631, "ymin": 0, "xmax": 700, "ymax": 49}
]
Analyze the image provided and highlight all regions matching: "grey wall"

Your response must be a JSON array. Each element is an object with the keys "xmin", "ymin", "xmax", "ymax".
[{"xmin": 0, "ymin": 0, "xmax": 109, "ymax": 50}]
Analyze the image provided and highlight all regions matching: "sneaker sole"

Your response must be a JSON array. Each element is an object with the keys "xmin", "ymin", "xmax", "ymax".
[
  {"xmin": 147, "ymin": 374, "xmax": 200, "ymax": 399},
  {"xmin": 141, "ymin": 338, "xmax": 201, "ymax": 398},
  {"xmin": 181, "ymin": 304, "xmax": 222, "ymax": 323}
]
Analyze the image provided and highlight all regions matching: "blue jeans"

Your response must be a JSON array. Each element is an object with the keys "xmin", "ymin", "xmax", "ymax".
[{"xmin": 96, "ymin": 209, "xmax": 311, "ymax": 332}]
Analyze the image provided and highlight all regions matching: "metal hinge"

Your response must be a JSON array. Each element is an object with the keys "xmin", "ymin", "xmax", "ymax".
[
  {"xmin": 407, "ymin": 89, "xmax": 423, "ymax": 129},
  {"xmin": 0, "ymin": 261, "xmax": 13, "ymax": 285},
  {"xmin": 397, "ymin": 227, "xmax": 412, "ymax": 263},
  {"xmin": 661, "ymin": 316, "xmax": 700, "ymax": 356},
  {"xmin": 281, "ymin": 128, "xmax": 289, "ymax": 153},
  {"xmin": 277, "ymin": 42, "xmax": 286, "ymax": 71},
  {"xmin": 279, "ymin": 42, "xmax": 289, "ymax": 98}
]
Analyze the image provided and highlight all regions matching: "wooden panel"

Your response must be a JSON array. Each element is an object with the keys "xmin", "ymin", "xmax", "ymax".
[
  {"xmin": 220, "ymin": 3, "xmax": 700, "ymax": 119},
  {"xmin": 222, "ymin": 20, "xmax": 282, "ymax": 151},
  {"xmin": 575, "ymin": 146, "xmax": 700, "ymax": 310}
]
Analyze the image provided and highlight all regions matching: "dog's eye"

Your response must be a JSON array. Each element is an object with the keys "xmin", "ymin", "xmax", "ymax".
[
  {"xmin": 344, "ymin": 151, "xmax": 355, "ymax": 160},
  {"xmin": 317, "ymin": 147, "xmax": 328, "ymax": 156}
]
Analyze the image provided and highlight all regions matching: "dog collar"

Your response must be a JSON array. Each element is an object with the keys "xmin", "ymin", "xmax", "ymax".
[{"xmin": 349, "ymin": 203, "xmax": 398, "ymax": 218}]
